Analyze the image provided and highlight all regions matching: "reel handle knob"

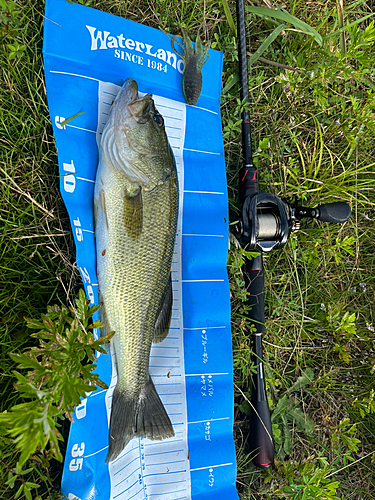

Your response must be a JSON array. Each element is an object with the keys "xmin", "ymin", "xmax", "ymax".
[{"xmin": 315, "ymin": 202, "xmax": 351, "ymax": 224}]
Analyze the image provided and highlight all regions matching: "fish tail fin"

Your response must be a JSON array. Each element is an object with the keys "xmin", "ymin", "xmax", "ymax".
[
  {"xmin": 105, "ymin": 386, "xmax": 137, "ymax": 464},
  {"xmin": 105, "ymin": 378, "xmax": 175, "ymax": 463},
  {"xmin": 137, "ymin": 377, "xmax": 175, "ymax": 442}
]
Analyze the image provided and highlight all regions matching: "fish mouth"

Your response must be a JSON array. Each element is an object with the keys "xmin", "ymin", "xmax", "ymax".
[
  {"xmin": 114, "ymin": 78, "xmax": 154, "ymax": 125},
  {"xmin": 126, "ymin": 83, "xmax": 153, "ymax": 124},
  {"xmin": 120, "ymin": 78, "xmax": 139, "ymax": 104}
]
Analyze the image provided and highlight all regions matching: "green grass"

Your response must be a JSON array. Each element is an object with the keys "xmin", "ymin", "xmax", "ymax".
[{"xmin": 1, "ymin": 0, "xmax": 375, "ymax": 498}]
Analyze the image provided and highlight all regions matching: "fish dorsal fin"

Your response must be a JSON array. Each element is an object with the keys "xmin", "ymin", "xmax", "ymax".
[
  {"xmin": 153, "ymin": 273, "xmax": 173, "ymax": 343},
  {"xmin": 124, "ymin": 187, "xmax": 143, "ymax": 239},
  {"xmin": 101, "ymin": 123, "xmax": 150, "ymax": 186}
]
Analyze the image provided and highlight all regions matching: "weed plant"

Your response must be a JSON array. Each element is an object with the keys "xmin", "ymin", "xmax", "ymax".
[{"xmin": 0, "ymin": 0, "xmax": 374, "ymax": 499}]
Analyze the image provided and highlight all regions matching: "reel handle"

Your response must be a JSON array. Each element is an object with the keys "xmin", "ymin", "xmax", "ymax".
[{"xmin": 315, "ymin": 202, "xmax": 351, "ymax": 223}]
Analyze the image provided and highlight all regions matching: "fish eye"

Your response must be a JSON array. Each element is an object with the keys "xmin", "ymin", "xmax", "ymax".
[{"xmin": 153, "ymin": 113, "xmax": 164, "ymax": 127}]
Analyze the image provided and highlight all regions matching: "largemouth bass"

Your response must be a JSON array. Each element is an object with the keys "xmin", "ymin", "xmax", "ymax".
[{"xmin": 94, "ymin": 78, "xmax": 178, "ymax": 463}]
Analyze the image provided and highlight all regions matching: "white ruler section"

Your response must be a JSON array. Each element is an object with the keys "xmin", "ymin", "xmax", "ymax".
[{"xmin": 98, "ymin": 81, "xmax": 191, "ymax": 500}]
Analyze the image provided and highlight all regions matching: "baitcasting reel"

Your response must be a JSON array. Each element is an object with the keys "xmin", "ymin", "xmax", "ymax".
[{"xmin": 234, "ymin": 192, "xmax": 351, "ymax": 252}]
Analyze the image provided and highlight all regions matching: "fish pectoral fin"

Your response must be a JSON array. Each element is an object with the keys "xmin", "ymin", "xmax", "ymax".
[
  {"xmin": 106, "ymin": 378, "xmax": 175, "ymax": 463},
  {"xmin": 94, "ymin": 196, "xmax": 99, "ymax": 230},
  {"xmin": 123, "ymin": 186, "xmax": 143, "ymax": 239},
  {"xmin": 98, "ymin": 293, "xmax": 112, "ymax": 354},
  {"xmin": 94, "ymin": 189, "xmax": 108, "ymax": 229},
  {"xmin": 153, "ymin": 272, "xmax": 173, "ymax": 344}
]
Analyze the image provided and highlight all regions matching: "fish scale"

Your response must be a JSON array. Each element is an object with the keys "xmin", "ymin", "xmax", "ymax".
[
  {"xmin": 102, "ymin": 179, "xmax": 177, "ymax": 393},
  {"xmin": 94, "ymin": 78, "xmax": 178, "ymax": 463}
]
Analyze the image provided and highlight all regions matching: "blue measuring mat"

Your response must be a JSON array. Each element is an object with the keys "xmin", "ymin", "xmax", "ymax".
[{"xmin": 43, "ymin": 1, "xmax": 238, "ymax": 499}]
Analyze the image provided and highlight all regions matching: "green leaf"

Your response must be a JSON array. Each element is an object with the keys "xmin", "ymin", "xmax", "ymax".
[
  {"xmin": 242, "ymin": 250, "xmax": 260, "ymax": 260},
  {"xmin": 282, "ymin": 415, "xmax": 293, "ymax": 454},
  {"xmin": 272, "ymin": 423, "xmax": 281, "ymax": 440},
  {"xmin": 14, "ymin": 484, "xmax": 23, "ymax": 499},
  {"xmin": 12, "ymin": 372, "xmax": 46, "ymax": 399},
  {"xmin": 286, "ymin": 368, "xmax": 314, "ymax": 395},
  {"xmin": 25, "ymin": 317, "xmax": 45, "ymax": 330},
  {"xmin": 9, "ymin": 352, "xmax": 42, "ymax": 371},
  {"xmin": 258, "ymin": 137, "xmax": 270, "ymax": 150},
  {"xmin": 288, "ymin": 407, "xmax": 315, "ymax": 434},
  {"xmin": 25, "ymin": 482, "xmax": 40, "ymax": 489},
  {"xmin": 245, "ymin": 6, "xmax": 323, "ymax": 46},
  {"xmin": 338, "ymin": 417, "xmax": 350, "ymax": 429},
  {"xmin": 271, "ymin": 394, "xmax": 289, "ymax": 421},
  {"xmin": 223, "ymin": 8, "xmax": 319, "ymax": 97},
  {"xmin": 17, "ymin": 435, "xmax": 40, "ymax": 467},
  {"xmin": 239, "ymin": 399, "xmax": 251, "ymax": 416},
  {"xmin": 89, "ymin": 321, "xmax": 104, "ymax": 331},
  {"xmin": 2, "ymin": 289, "xmax": 110, "ymax": 467},
  {"xmin": 341, "ymin": 434, "xmax": 361, "ymax": 453},
  {"xmin": 19, "ymin": 467, "xmax": 33, "ymax": 475},
  {"xmin": 59, "ymin": 111, "xmax": 86, "ymax": 127},
  {"xmin": 222, "ymin": 73, "xmax": 238, "ymax": 95},
  {"xmin": 24, "ymin": 485, "xmax": 32, "ymax": 500},
  {"xmin": 5, "ymin": 473, "xmax": 17, "ymax": 489}
]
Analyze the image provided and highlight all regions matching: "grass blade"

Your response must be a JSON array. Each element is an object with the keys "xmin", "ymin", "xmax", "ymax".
[
  {"xmin": 246, "ymin": 6, "xmax": 323, "ymax": 46},
  {"xmin": 222, "ymin": 24, "xmax": 287, "ymax": 95},
  {"xmin": 220, "ymin": 0, "xmax": 236, "ymax": 35},
  {"xmin": 326, "ymin": 12, "xmax": 375, "ymax": 39},
  {"xmin": 249, "ymin": 24, "xmax": 286, "ymax": 66},
  {"xmin": 222, "ymin": 73, "xmax": 238, "ymax": 95},
  {"xmin": 337, "ymin": 0, "xmax": 346, "ymax": 53}
]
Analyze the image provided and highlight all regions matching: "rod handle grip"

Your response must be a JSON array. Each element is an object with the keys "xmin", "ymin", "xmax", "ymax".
[
  {"xmin": 244, "ymin": 254, "xmax": 265, "ymax": 331},
  {"xmin": 250, "ymin": 398, "xmax": 274, "ymax": 468}
]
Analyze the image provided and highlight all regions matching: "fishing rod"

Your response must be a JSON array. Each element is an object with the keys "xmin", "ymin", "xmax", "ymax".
[{"xmin": 234, "ymin": 0, "xmax": 351, "ymax": 468}]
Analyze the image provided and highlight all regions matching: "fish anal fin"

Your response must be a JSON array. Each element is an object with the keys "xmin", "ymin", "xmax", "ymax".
[
  {"xmin": 105, "ymin": 378, "xmax": 174, "ymax": 463},
  {"xmin": 153, "ymin": 273, "xmax": 173, "ymax": 343},
  {"xmin": 124, "ymin": 186, "xmax": 143, "ymax": 239}
]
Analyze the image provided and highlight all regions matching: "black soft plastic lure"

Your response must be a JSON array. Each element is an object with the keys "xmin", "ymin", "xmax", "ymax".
[{"xmin": 166, "ymin": 28, "xmax": 210, "ymax": 106}]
